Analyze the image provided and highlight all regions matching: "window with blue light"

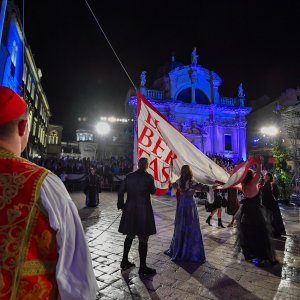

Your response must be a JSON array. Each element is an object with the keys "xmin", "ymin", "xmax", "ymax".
[
  {"xmin": 224, "ymin": 134, "xmax": 232, "ymax": 151},
  {"xmin": 10, "ymin": 40, "xmax": 17, "ymax": 78}
]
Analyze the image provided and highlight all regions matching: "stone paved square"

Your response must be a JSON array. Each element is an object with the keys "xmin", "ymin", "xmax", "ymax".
[{"xmin": 72, "ymin": 192, "xmax": 300, "ymax": 300}]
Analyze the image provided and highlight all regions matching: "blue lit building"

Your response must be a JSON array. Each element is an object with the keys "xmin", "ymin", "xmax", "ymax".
[
  {"xmin": 0, "ymin": 1, "xmax": 51, "ymax": 158},
  {"xmin": 127, "ymin": 50, "xmax": 251, "ymax": 162},
  {"xmin": 0, "ymin": 0, "xmax": 7, "ymax": 45},
  {"xmin": 0, "ymin": 0, "xmax": 23, "ymax": 93}
]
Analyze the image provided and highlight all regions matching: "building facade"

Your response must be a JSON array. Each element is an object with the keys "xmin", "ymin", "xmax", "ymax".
[
  {"xmin": 47, "ymin": 124, "xmax": 63, "ymax": 157},
  {"xmin": 96, "ymin": 118, "xmax": 133, "ymax": 160},
  {"xmin": 247, "ymin": 88, "xmax": 300, "ymax": 195},
  {"xmin": 247, "ymin": 88, "xmax": 300, "ymax": 159},
  {"xmin": 0, "ymin": 1, "xmax": 51, "ymax": 158},
  {"xmin": 51, "ymin": 119, "xmax": 134, "ymax": 160},
  {"xmin": 128, "ymin": 50, "xmax": 251, "ymax": 162}
]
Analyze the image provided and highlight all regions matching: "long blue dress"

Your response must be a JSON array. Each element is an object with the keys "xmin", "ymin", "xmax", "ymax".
[{"xmin": 164, "ymin": 180, "xmax": 206, "ymax": 263}]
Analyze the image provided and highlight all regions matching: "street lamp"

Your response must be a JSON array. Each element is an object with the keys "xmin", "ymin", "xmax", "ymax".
[
  {"xmin": 96, "ymin": 121, "xmax": 110, "ymax": 135},
  {"xmin": 95, "ymin": 122, "xmax": 110, "ymax": 159},
  {"xmin": 260, "ymin": 126, "xmax": 279, "ymax": 136}
]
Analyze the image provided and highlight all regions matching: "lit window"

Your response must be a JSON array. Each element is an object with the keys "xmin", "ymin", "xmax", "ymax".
[
  {"xmin": 35, "ymin": 94, "xmax": 38, "ymax": 109},
  {"xmin": 27, "ymin": 75, "xmax": 31, "ymax": 92},
  {"xmin": 32, "ymin": 121, "xmax": 37, "ymax": 136},
  {"xmin": 28, "ymin": 111, "xmax": 33, "ymax": 133},
  {"xmin": 31, "ymin": 83, "xmax": 35, "ymax": 99},
  {"xmin": 48, "ymin": 130, "xmax": 58, "ymax": 145},
  {"xmin": 10, "ymin": 41, "xmax": 18, "ymax": 77},
  {"xmin": 23, "ymin": 64, "xmax": 27, "ymax": 82}
]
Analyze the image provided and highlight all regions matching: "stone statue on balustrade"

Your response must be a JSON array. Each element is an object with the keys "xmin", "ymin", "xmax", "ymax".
[
  {"xmin": 191, "ymin": 48, "xmax": 198, "ymax": 65},
  {"xmin": 140, "ymin": 71, "xmax": 147, "ymax": 87},
  {"xmin": 238, "ymin": 83, "xmax": 245, "ymax": 98},
  {"xmin": 238, "ymin": 83, "xmax": 245, "ymax": 106}
]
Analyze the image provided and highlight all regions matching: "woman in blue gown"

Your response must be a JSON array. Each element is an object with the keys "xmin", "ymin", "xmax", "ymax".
[{"xmin": 164, "ymin": 165, "xmax": 207, "ymax": 263}]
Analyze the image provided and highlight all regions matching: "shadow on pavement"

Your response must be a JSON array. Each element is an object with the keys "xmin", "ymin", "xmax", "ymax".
[
  {"xmin": 256, "ymin": 261, "xmax": 283, "ymax": 277},
  {"xmin": 204, "ymin": 233, "xmax": 230, "ymax": 245},
  {"xmin": 139, "ymin": 275, "xmax": 160, "ymax": 299},
  {"xmin": 183, "ymin": 261, "xmax": 262, "ymax": 300},
  {"xmin": 79, "ymin": 206, "xmax": 102, "ymax": 232},
  {"xmin": 120, "ymin": 271, "xmax": 138, "ymax": 299},
  {"xmin": 174, "ymin": 261, "xmax": 205, "ymax": 274}
]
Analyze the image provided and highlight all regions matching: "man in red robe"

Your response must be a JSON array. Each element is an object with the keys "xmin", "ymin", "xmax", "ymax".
[{"xmin": 0, "ymin": 86, "xmax": 98, "ymax": 300}]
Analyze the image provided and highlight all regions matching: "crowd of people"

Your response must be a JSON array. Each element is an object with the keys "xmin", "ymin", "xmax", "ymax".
[
  {"xmin": 30, "ymin": 153, "xmax": 238, "ymax": 179},
  {"xmin": 31, "ymin": 156, "xmax": 133, "ymax": 192},
  {"xmin": 206, "ymin": 153, "xmax": 236, "ymax": 171},
  {"xmin": 31, "ymin": 155, "xmax": 133, "ymax": 176}
]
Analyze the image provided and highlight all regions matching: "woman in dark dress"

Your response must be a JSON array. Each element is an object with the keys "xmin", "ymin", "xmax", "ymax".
[
  {"xmin": 261, "ymin": 172, "xmax": 286, "ymax": 238},
  {"xmin": 164, "ymin": 165, "xmax": 207, "ymax": 263},
  {"xmin": 205, "ymin": 188, "xmax": 226, "ymax": 228},
  {"xmin": 236, "ymin": 156, "xmax": 277, "ymax": 265},
  {"xmin": 84, "ymin": 167, "xmax": 101, "ymax": 207}
]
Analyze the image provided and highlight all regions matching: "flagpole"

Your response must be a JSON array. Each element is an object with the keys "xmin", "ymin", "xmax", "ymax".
[
  {"xmin": 133, "ymin": 91, "xmax": 140, "ymax": 171},
  {"xmin": 83, "ymin": 0, "xmax": 137, "ymax": 91},
  {"xmin": 133, "ymin": 118, "xmax": 138, "ymax": 171}
]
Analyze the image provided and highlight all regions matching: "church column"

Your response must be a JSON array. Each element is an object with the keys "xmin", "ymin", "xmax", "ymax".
[
  {"xmin": 207, "ymin": 106, "xmax": 216, "ymax": 154},
  {"xmin": 191, "ymin": 86, "xmax": 196, "ymax": 104},
  {"xmin": 190, "ymin": 67, "xmax": 197, "ymax": 104},
  {"xmin": 238, "ymin": 123, "xmax": 247, "ymax": 161},
  {"xmin": 206, "ymin": 124, "xmax": 214, "ymax": 154}
]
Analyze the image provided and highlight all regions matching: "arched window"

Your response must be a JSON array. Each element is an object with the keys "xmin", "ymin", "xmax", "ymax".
[
  {"xmin": 176, "ymin": 88, "xmax": 210, "ymax": 104},
  {"xmin": 10, "ymin": 40, "xmax": 18, "ymax": 77},
  {"xmin": 195, "ymin": 89, "xmax": 210, "ymax": 104},
  {"xmin": 176, "ymin": 88, "xmax": 192, "ymax": 103},
  {"xmin": 48, "ymin": 130, "xmax": 58, "ymax": 145},
  {"xmin": 11, "ymin": 41, "xmax": 18, "ymax": 65}
]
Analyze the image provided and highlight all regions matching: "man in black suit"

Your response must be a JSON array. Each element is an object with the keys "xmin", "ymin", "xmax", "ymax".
[{"xmin": 118, "ymin": 157, "xmax": 156, "ymax": 275}]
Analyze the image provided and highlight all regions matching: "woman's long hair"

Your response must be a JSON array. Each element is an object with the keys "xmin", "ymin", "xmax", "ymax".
[
  {"xmin": 243, "ymin": 169, "xmax": 254, "ymax": 186},
  {"xmin": 180, "ymin": 165, "xmax": 193, "ymax": 190},
  {"xmin": 266, "ymin": 172, "xmax": 274, "ymax": 183}
]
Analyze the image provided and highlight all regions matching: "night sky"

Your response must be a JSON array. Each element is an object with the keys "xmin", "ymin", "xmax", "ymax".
[{"xmin": 16, "ymin": 0, "xmax": 300, "ymax": 140}]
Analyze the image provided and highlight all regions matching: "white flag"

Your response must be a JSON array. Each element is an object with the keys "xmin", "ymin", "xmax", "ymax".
[{"xmin": 137, "ymin": 92, "xmax": 232, "ymax": 195}]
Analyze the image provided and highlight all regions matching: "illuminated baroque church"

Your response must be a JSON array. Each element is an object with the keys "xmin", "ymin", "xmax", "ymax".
[{"xmin": 128, "ymin": 49, "xmax": 251, "ymax": 162}]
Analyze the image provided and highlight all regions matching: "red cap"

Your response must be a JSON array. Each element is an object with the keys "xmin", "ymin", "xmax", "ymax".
[{"xmin": 0, "ymin": 86, "xmax": 27, "ymax": 125}]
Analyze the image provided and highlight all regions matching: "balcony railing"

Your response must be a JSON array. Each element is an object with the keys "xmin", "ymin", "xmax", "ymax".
[
  {"xmin": 146, "ymin": 89, "xmax": 164, "ymax": 100},
  {"xmin": 219, "ymin": 97, "xmax": 239, "ymax": 107}
]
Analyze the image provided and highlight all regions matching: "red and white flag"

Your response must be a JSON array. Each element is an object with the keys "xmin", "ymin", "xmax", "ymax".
[
  {"xmin": 220, "ymin": 157, "xmax": 257, "ymax": 190},
  {"xmin": 137, "ymin": 92, "xmax": 235, "ymax": 195}
]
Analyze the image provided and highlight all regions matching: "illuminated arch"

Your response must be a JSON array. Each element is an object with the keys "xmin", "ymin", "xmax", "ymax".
[
  {"xmin": 176, "ymin": 88, "xmax": 191, "ymax": 103},
  {"xmin": 195, "ymin": 88, "xmax": 210, "ymax": 104},
  {"xmin": 48, "ymin": 130, "xmax": 58, "ymax": 145},
  {"xmin": 176, "ymin": 87, "xmax": 210, "ymax": 104}
]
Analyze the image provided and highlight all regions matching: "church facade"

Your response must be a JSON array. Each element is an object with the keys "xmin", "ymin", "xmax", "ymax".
[{"xmin": 128, "ymin": 49, "xmax": 251, "ymax": 162}]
